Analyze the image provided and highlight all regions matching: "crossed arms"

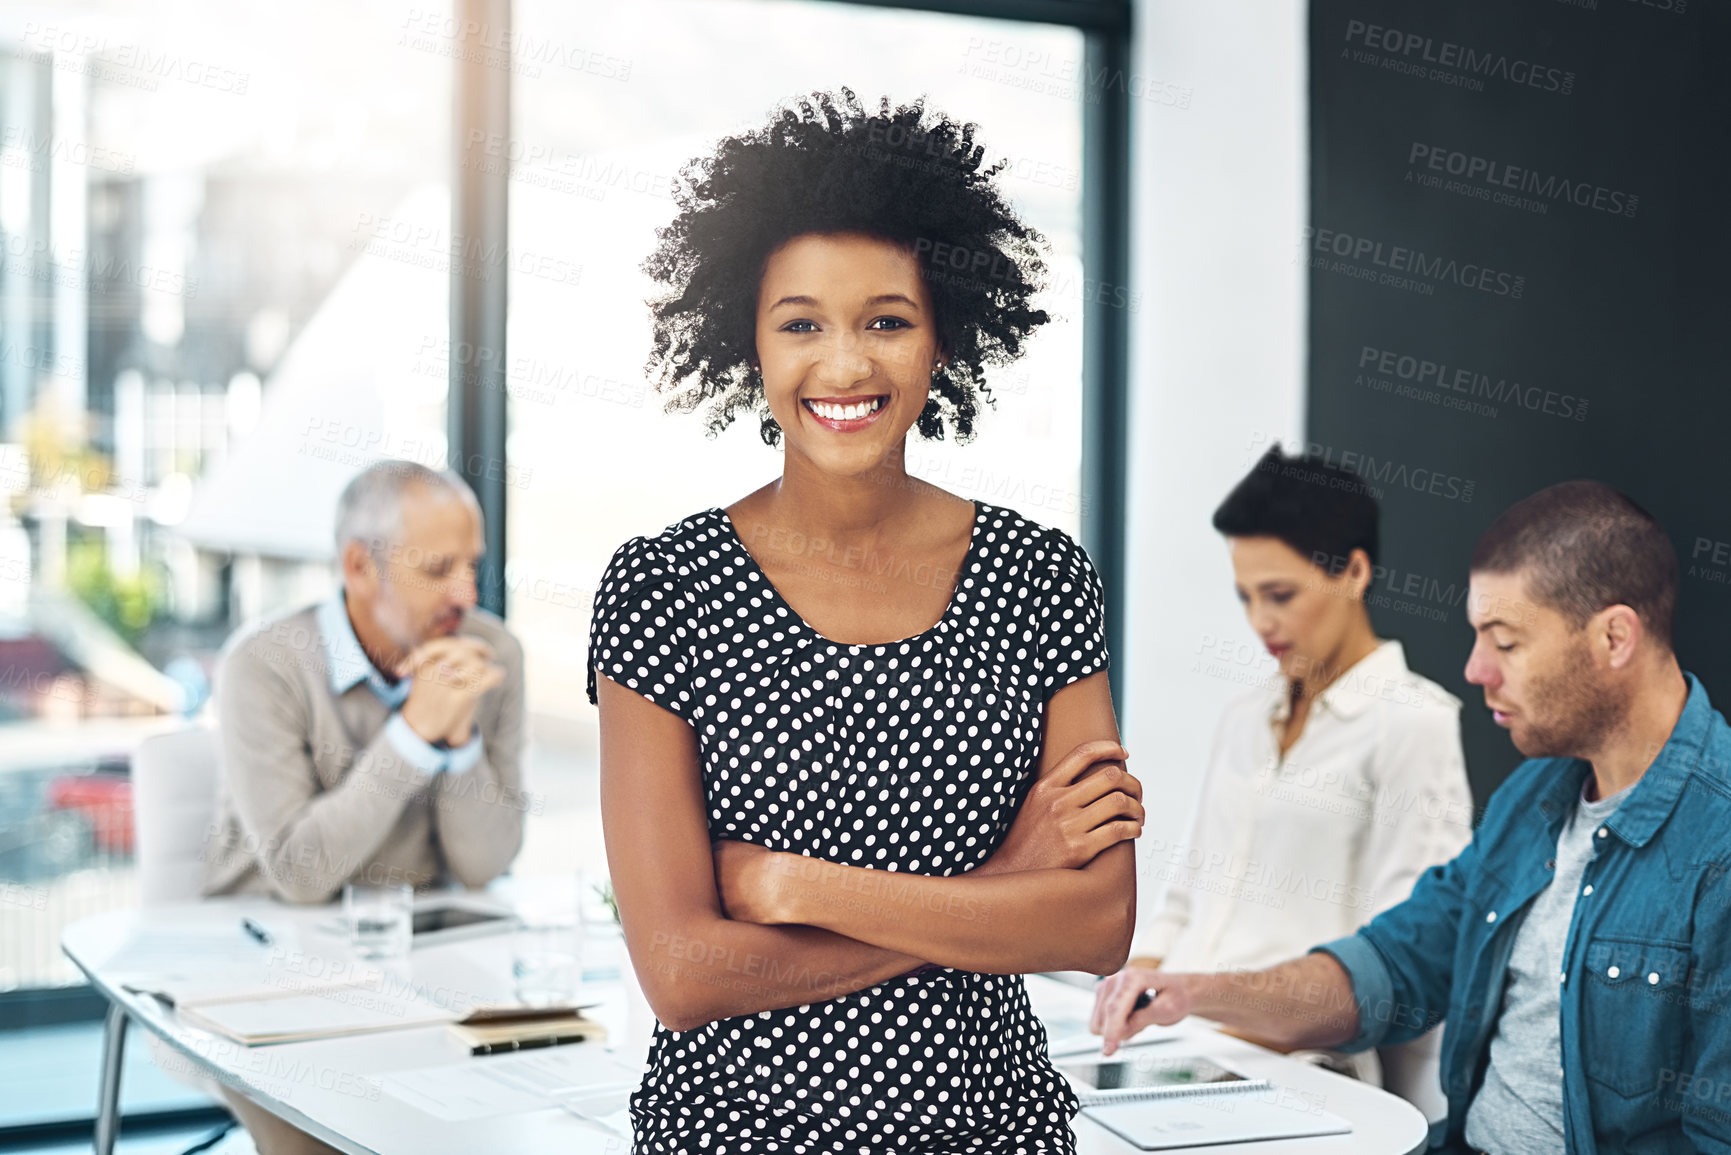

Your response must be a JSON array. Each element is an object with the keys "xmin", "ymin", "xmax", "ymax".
[{"xmin": 596, "ymin": 669, "xmax": 1142, "ymax": 1032}]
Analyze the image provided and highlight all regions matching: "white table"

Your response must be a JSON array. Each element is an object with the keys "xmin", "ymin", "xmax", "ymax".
[
  {"xmin": 64, "ymin": 899, "xmax": 1429, "ymax": 1154},
  {"xmin": 1025, "ymin": 976, "xmax": 1430, "ymax": 1155}
]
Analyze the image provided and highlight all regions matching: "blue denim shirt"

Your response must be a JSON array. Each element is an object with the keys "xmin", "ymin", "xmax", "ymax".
[{"xmin": 1315, "ymin": 673, "xmax": 1731, "ymax": 1154}]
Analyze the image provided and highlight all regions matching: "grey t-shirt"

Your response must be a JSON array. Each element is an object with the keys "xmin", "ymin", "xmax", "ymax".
[{"xmin": 1463, "ymin": 777, "xmax": 1631, "ymax": 1153}]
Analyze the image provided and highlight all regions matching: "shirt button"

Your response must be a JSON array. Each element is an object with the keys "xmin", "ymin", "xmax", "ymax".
[
  {"xmin": 1582, "ymin": 885, "xmax": 1594, "ymax": 896},
  {"xmin": 1607, "ymin": 965, "xmax": 1620, "ymax": 978},
  {"xmin": 1545, "ymin": 859, "xmax": 1557, "ymax": 871},
  {"xmin": 1597, "ymin": 827, "xmax": 1609, "ymax": 839},
  {"xmin": 1485, "ymin": 911, "xmax": 1498, "ymax": 923},
  {"xmin": 1648, "ymin": 972, "xmax": 1661, "ymax": 985},
  {"xmin": 1559, "ymin": 972, "xmax": 1567, "ymax": 984}
]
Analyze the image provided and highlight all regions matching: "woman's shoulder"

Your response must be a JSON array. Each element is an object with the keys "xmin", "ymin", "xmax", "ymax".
[
  {"xmin": 599, "ymin": 508, "xmax": 732, "ymax": 588},
  {"xmin": 1364, "ymin": 640, "xmax": 1463, "ymax": 717},
  {"xmin": 973, "ymin": 501, "xmax": 1093, "ymax": 574},
  {"xmin": 1391, "ymin": 667, "xmax": 1464, "ymax": 717}
]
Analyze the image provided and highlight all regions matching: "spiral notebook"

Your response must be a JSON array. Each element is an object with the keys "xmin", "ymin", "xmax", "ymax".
[
  {"xmin": 1054, "ymin": 1053, "xmax": 1269, "ymax": 1106},
  {"xmin": 1084, "ymin": 1094, "xmax": 1353, "ymax": 1150}
]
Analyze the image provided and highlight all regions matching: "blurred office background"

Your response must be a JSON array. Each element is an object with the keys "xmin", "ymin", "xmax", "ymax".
[{"xmin": 2, "ymin": 0, "xmax": 1725, "ymax": 1146}]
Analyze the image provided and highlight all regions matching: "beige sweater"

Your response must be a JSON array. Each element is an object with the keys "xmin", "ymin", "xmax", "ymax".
[{"xmin": 200, "ymin": 603, "xmax": 528, "ymax": 903}]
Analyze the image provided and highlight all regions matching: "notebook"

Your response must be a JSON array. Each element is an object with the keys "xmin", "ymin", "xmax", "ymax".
[
  {"xmin": 1055, "ymin": 1053, "xmax": 1269, "ymax": 1106},
  {"xmin": 1085, "ymin": 1093, "xmax": 1353, "ymax": 1150},
  {"xmin": 177, "ymin": 983, "xmax": 463, "ymax": 1044}
]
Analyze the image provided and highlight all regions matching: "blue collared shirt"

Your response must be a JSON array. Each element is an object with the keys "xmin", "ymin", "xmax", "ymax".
[
  {"xmin": 1314, "ymin": 672, "xmax": 1731, "ymax": 1153},
  {"xmin": 317, "ymin": 592, "xmax": 484, "ymax": 776}
]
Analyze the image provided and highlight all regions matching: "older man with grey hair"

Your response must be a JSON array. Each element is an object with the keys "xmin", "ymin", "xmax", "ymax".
[{"xmin": 202, "ymin": 459, "xmax": 528, "ymax": 903}]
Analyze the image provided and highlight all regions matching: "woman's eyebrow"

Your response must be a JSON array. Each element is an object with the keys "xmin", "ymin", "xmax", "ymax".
[{"xmin": 767, "ymin": 292, "xmax": 922, "ymax": 311}]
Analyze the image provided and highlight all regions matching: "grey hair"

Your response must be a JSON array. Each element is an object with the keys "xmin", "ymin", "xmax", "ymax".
[{"xmin": 333, "ymin": 460, "xmax": 478, "ymax": 559}]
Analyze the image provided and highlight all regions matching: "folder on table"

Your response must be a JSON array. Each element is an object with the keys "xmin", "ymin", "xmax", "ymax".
[{"xmin": 175, "ymin": 982, "xmax": 464, "ymax": 1045}]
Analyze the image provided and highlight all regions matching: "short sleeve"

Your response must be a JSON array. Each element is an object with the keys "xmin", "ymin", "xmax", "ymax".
[
  {"xmin": 586, "ymin": 535, "xmax": 697, "ymax": 719},
  {"xmin": 1036, "ymin": 531, "xmax": 1110, "ymax": 702}
]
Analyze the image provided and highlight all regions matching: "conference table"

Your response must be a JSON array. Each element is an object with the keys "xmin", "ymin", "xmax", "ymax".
[{"xmin": 63, "ymin": 894, "xmax": 1429, "ymax": 1154}]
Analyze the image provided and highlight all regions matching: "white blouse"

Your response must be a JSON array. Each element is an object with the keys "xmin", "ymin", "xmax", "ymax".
[{"xmin": 1136, "ymin": 640, "xmax": 1473, "ymax": 974}]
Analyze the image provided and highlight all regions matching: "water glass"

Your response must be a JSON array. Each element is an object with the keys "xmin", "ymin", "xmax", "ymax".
[
  {"xmin": 512, "ymin": 918, "xmax": 580, "ymax": 1006},
  {"xmin": 344, "ymin": 882, "xmax": 412, "ymax": 960}
]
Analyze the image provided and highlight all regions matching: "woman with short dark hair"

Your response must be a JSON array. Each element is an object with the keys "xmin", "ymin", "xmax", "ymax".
[
  {"xmin": 589, "ymin": 90, "xmax": 1141, "ymax": 1153},
  {"xmin": 1092, "ymin": 446, "xmax": 1472, "ymax": 1088}
]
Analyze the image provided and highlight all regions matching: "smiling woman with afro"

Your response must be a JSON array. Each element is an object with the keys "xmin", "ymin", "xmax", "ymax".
[
  {"xmin": 590, "ymin": 87, "xmax": 1138, "ymax": 1155},
  {"xmin": 643, "ymin": 87, "xmax": 1052, "ymax": 444}
]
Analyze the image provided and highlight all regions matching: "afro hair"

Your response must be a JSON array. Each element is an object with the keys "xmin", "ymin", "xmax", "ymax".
[{"xmin": 642, "ymin": 87, "xmax": 1051, "ymax": 446}]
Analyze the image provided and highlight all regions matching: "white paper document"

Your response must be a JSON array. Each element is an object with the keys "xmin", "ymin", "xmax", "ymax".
[
  {"xmin": 381, "ymin": 1047, "xmax": 640, "ymax": 1123},
  {"xmin": 110, "ymin": 924, "xmax": 289, "ymax": 975}
]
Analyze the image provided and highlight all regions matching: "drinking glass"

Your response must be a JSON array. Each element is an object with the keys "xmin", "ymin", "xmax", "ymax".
[
  {"xmin": 512, "ymin": 918, "xmax": 580, "ymax": 1006},
  {"xmin": 344, "ymin": 882, "xmax": 412, "ymax": 960}
]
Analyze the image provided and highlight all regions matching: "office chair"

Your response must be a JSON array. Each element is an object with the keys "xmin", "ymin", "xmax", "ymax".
[
  {"xmin": 133, "ymin": 725, "xmax": 223, "ymax": 905},
  {"xmin": 1379, "ymin": 1025, "xmax": 1449, "ymax": 1126},
  {"xmin": 109, "ymin": 727, "xmax": 257, "ymax": 1154}
]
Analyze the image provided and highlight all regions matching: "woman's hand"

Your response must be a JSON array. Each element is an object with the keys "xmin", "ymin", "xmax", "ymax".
[
  {"xmin": 980, "ymin": 739, "xmax": 1142, "ymax": 874},
  {"xmin": 712, "ymin": 840, "xmax": 793, "ymax": 925}
]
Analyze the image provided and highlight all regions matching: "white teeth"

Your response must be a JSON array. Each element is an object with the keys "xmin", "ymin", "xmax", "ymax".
[{"xmin": 807, "ymin": 398, "xmax": 883, "ymax": 421}]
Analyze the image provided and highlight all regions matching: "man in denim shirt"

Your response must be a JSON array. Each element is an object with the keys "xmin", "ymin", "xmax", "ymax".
[{"xmin": 1096, "ymin": 481, "xmax": 1731, "ymax": 1153}]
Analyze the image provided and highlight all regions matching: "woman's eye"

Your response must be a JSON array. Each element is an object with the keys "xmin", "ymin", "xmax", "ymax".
[
  {"xmin": 867, "ymin": 316, "xmax": 909, "ymax": 331},
  {"xmin": 1496, "ymin": 643, "xmax": 1516, "ymax": 653},
  {"xmin": 781, "ymin": 320, "xmax": 817, "ymax": 333},
  {"xmin": 1268, "ymin": 591, "xmax": 1295, "ymax": 606}
]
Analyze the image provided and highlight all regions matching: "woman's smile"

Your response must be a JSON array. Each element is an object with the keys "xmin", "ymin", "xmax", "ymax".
[{"xmin": 803, "ymin": 393, "xmax": 890, "ymax": 431}]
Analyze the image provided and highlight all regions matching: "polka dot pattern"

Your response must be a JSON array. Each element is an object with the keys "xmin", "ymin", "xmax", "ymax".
[{"xmin": 587, "ymin": 501, "xmax": 1109, "ymax": 1153}]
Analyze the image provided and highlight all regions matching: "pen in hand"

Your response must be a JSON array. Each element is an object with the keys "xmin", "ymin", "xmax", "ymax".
[{"xmin": 240, "ymin": 917, "xmax": 274, "ymax": 946}]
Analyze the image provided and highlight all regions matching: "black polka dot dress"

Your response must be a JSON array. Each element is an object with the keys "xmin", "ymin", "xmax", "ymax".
[{"xmin": 587, "ymin": 500, "xmax": 1110, "ymax": 1154}]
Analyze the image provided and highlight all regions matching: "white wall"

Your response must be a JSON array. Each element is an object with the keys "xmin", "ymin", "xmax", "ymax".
[{"xmin": 1120, "ymin": 2, "xmax": 1309, "ymax": 915}]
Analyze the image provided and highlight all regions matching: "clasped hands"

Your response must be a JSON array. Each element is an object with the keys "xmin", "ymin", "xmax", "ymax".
[
  {"xmin": 711, "ymin": 738, "xmax": 1143, "ymax": 926},
  {"xmin": 396, "ymin": 636, "xmax": 505, "ymax": 747}
]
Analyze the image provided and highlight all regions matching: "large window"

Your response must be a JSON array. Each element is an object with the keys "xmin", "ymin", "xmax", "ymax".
[
  {"xmin": 0, "ymin": 0, "xmax": 451, "ymax": 995},
  {"xmin": 502, "ymin": 1, "xmax": 1090, "ymax": 875}
]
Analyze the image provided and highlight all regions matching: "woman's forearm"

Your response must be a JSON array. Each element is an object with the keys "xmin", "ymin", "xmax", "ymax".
[
  {"xmin": 763, "ymin": 844, "xmax": 1135, "ymax": 974},
  {"xmin": 626, "ymin": 912, "xmax": 925, "ymax": 1032}
]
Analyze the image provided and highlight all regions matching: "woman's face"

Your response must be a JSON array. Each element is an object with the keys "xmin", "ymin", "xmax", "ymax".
[
  {"xmin": 754, "ymin": 231, "xmax": 942, "ymax": 477},
  {"xmin": 1227, "ymin": 536, "xmax": 1371, "ymax": 683}
]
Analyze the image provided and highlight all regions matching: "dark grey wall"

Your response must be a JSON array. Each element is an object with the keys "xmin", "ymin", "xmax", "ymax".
[{"xmin": 1306, "ymin": 0, "xmax": 1729, "ymax": 808}]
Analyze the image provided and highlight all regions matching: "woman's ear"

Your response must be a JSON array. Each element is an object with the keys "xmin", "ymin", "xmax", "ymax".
[{"xmin": 1343, "ymin": 548, "xmax": 1374, "ymax": 601}]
